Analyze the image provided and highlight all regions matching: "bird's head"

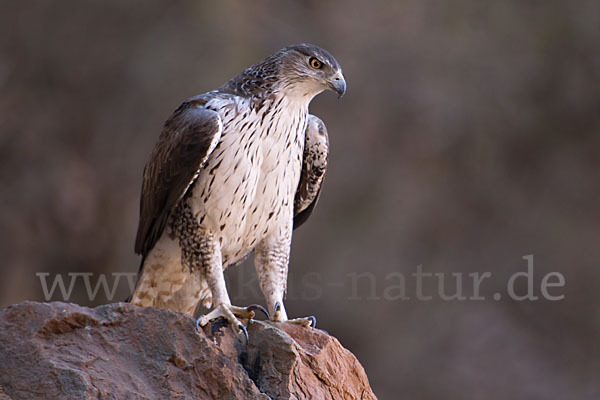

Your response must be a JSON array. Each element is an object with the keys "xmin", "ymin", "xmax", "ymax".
[{"xmin": 276, "ymin": 43, "xmax": 346, "ymax": 99}]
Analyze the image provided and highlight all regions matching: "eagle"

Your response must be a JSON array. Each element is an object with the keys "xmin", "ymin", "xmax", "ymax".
[{"xmin": 130, "ymin": 44, "xmax": 345, "ymax": 337}]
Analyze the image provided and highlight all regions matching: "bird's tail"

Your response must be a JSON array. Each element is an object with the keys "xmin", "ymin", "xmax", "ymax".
[{"xmin": 124, "ymin": 256, "xmax": 145, "ymax": 302}]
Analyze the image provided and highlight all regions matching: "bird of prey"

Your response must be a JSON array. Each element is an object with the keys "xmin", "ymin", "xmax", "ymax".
[{"xmin": 130, "ymin": 44, "xmax": 345, "ymax": 336}]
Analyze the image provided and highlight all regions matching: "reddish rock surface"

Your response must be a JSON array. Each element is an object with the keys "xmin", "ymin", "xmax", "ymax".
[{"xmin": 0, "ymin": 302, "xmax": 377, "ymax": 399}]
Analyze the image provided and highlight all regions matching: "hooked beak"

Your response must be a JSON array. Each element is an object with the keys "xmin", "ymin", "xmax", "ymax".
[{"xmin": 327, "ymin": 73, "xmax": 346, "ymax": 98}]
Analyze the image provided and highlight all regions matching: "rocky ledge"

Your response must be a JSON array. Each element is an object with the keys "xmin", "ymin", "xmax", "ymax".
[{"xmin": 0, "ymin": 302, "xmax": 376, "ymax": 399}]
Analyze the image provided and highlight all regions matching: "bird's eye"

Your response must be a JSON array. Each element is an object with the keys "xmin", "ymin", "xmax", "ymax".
[{"xmin": 309, "ymin": 57, "xmax": 322, "ymax": 69}]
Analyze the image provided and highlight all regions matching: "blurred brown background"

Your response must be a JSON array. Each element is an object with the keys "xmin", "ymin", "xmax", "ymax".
[{"xmin": 1, "ymin": 1, "xmax": 599, "ymax": 398}]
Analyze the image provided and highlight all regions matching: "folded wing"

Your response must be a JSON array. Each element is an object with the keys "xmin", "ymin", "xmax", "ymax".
[
  {"xmin": 293, "ymin": 115, "xmax": 329, "ymax": 229},
  {"xmin": 134, "ymin": 98, "xmax": 222, "ymax": 257}
]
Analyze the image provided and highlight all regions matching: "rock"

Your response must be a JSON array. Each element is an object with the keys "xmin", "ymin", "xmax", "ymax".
[{"xmin": 0, "ymin": 302, "xmax": 377, "ymax": 400}]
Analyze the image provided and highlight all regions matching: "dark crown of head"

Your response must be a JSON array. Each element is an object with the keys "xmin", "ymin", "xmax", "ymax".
[{"xmin": 221, "ymin": 43, "xmax": 340, "ymax": 98}]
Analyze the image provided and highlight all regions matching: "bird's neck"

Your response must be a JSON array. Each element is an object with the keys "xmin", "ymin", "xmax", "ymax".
[
  {"xmin": 273, "ymin": 93, "xmax": 312, "ymax": 114},
  {"xmin": 275, "ymin": 80, "xmax": 324, "ymax": 106}
]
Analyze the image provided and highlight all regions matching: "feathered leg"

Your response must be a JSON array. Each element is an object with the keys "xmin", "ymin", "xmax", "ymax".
[
  {"xmin": 255, "ymin": 230, "xmax": 315, "ymax": 327},
  {"xmin": 193, "ymin": 231, "xmax": 268, "ymax": 339}
]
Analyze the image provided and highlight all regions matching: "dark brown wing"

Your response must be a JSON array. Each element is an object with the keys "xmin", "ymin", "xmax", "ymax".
[
  {"xmin": 293, "ymin": 115, "xmax": 329, "ymax": 229},
  {"xmin": 134, "ymin": 100, "xmax": 222, "ymax": 257}
]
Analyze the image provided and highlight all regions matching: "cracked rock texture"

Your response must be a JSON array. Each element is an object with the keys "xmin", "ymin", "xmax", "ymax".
[{"xmin": 0, "ymin": 302, "xmax": 376, "ymax": 399}]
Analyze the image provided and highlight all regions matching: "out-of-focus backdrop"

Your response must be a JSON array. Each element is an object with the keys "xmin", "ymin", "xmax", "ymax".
[{"xmin": 1, "ymin": 1, "xmax": 599, "ymax": 398}]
